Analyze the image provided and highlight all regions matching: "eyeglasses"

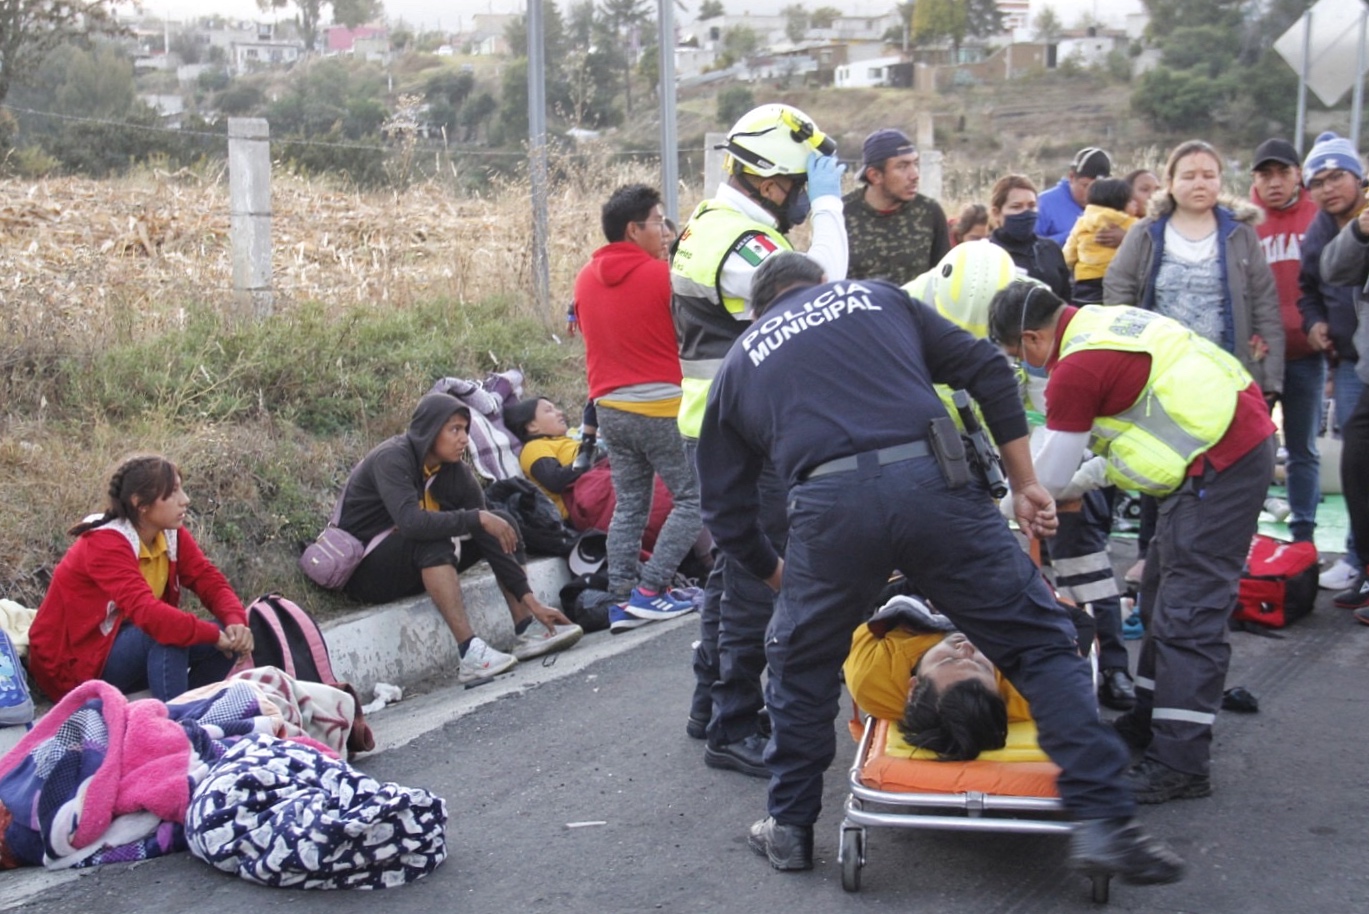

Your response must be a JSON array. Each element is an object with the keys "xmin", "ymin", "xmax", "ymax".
[
  {"xmin": 1308, "ymin": 169, "xmax": 1354, "ymax": 192},
  {"xmin": 635, "ymin": 219, "xmax": 674, "ymax": 234}
]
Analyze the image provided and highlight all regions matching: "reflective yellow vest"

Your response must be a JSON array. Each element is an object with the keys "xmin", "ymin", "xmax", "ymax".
[
  {"xmin": 670, "ymin": 200, "xmax": 791, "ymax": 438},
  {"xmin": 1059, "ymin": 306, "xmax": 1252, "ymax": 495}
]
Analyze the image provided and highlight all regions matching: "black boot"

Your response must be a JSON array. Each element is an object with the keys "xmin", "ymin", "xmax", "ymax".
[
  {"xmin": 1098, "ymin": 668, "xmax": 1137, "ymax": 711},
  {"xmin": 748, "ymin": 816, "xmax": 814, "ymax": 871}
]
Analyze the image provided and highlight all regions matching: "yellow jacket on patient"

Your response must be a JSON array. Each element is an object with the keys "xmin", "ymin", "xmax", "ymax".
[
  {"xmin": 843, "ymin": 624, "xmax": 1033, "ymax": 724},
  {"xmin": 1062, "ymin": 205, "xmax": 1137, "ymax": 281}
]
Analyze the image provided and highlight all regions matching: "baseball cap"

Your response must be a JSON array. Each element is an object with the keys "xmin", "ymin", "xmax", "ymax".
[
  {"xmin": 1252, "ymin": 138, "xmax": 1300, "ymax": 171},
  {"xmin": 1071, "ymin": 147, "xmax": 1112, "ymax": 179},
  {"xmin": 862, "ymin": 128, "xmax": 917, "ymax": 169}
]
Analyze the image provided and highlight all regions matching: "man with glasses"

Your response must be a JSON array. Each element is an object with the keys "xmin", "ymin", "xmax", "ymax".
[
  {"xmin": 573, "ymin": 184, "xmax": 702, "ymax": 623},
  {"xmin": 1298, "ymin": 134, "xmax": 1369, "ymax": 605},
  {"xmin": 1315, "ymin": 134, "xmax": 1369, "ymax": 621}
]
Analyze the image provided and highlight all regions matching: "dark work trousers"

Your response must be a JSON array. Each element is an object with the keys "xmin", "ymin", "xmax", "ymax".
[
  {"xmin": 344, "ymin": 508, "xmax": 530, "ymax": 605},
  {"xmin": 1341, "ymin": 386, "xmax": 1369, "ymax": 572},
  {"xmin": 1049, "ymin": 488, "xmax": 1129, "ymax": 673},
  {"xmin": 767, "ymin": 454, "xmax": 1133, "ymax": 828},
  {"xmin": 685, "ymin": 439, "xmax": 789, "ymax": 746},
  {"xmin": 1136, "ymin": 495, "xmax": 1158, "ymax": 560},
  {"xmin": 1132, "ymin": 437, "xmax": 1274, "ymax": 777}
]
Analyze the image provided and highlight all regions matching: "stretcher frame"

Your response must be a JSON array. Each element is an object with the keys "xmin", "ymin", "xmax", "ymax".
[{"xmin": 838, "ymin": 591, "xmax": 1111, "ymax": 902}]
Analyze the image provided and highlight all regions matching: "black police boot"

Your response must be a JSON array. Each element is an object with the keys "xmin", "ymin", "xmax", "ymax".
[
  {"xmin": 1127, "ymin": 757, "xmax": 1212, "ymax": 804},
  {"xmin": 1069, "ymin": 817, "xmax": 1185, "ymax": 885},
  {"xmin": 1098, "ymin": 668, "xmax": 1137, "ymax": 711},
  {"xmin": 748, "ymin": 816, "xmax": 814, "ymax": 871},
  {"xmin": 704, "ymin": 733, "xmax": 769, "ymax": 778}
]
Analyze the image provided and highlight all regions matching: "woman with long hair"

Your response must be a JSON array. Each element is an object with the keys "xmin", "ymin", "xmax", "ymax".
[{"xmin": 29, "ymin": 455, "xmax": 252, "ymax": 701}]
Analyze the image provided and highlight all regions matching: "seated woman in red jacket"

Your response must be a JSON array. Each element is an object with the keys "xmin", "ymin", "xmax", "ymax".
[{"xmin": 29, "ymin": 455, "xmax": 252, "ymax": 702}]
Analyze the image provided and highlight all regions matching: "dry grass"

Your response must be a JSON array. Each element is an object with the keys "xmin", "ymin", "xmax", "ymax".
[{"xmin": 0, "ymin": 139, "xmax": 1185, "ymax": 613}]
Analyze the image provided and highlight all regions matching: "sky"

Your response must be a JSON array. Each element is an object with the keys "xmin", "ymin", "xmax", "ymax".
[{"xmin": 156, "ymin": 0, "xmax": 900, "ymax": 32}]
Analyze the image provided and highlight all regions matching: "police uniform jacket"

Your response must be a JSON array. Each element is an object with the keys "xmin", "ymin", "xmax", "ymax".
[{"xmin": 697, "ymin": 279, "xmax": 1027, "ymax": 582}]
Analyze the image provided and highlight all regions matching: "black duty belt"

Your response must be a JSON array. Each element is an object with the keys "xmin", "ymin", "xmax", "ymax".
[{"xmin": 803, "ymin": 440, "xmax": 931, "ymax": 481}]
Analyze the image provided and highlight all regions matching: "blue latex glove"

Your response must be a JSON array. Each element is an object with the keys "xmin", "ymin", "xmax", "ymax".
[{"xmin": 805, "ymin": 151, "xmax": 845, "ymax": 201}]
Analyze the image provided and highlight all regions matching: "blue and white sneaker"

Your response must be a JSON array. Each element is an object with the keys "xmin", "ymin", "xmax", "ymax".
[
  {"xmin": 609, "ymin": 604, "xmax": 653, "ymax": 634},
  {"xmin": 623, "ymin": 586, "xmax": 698, "ymax": 620}
]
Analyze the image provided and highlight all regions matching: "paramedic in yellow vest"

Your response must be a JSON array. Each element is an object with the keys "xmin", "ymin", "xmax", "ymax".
[
  {"xmin": 910, "ymin": 246, "xmax": 1140, "ymax": 714},
  {"xmin": 987, "ymin": 284, "xmax": 1276, "ymax": 806},
  {"xmin": 674, "ymin": 103, "xmax": 848, "ymax": 778}
]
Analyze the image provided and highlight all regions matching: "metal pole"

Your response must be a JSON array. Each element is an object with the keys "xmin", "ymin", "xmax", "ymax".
[
  {"xmin": 659, "ymin": 0, "xmax": 678, "ymax": 221},
  {"xmin": 527, "ymin": 0, "xmax": 551, "ymax": 324},
  {"xmin": 1353, "ymin": 9, "xmax": 1367, "ymax": 150},
  {"xmin": 1295, "ymin": 9, "xmax": 1312, "ymax": 156}
]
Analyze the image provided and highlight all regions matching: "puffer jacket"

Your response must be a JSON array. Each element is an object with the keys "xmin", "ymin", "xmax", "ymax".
[{"xmin": 1103, "ymin": 194, "xmax": 1284, "ymax": 394}]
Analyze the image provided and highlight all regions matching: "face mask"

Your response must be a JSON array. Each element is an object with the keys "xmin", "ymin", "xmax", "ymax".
[
  {"xmin": 999, "ymin": 210, "xmax": 1037, "ymax": 243},
  {"xmin": 781, "ymin": 184, "xmax": 811, "ymax": 231}
]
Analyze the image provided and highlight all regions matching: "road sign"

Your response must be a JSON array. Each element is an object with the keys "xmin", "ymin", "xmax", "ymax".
[{"xmin": 1274, "ymin": 0, "xmax": 1369, "ymax": 107}]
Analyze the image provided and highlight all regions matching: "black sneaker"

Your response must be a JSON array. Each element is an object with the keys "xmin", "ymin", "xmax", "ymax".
[
  {"xmin": 748, "ymin": 816, "xmax": 814, "ymax": 871},
  {"xmin": 1333, "ymin": 573, "xmax": 1369, "ymax": 609},
  {"xmin": 1127, "ymin": 758, "xmax": 1211, "ymax": 804},
  {"xmin": 1069, "ymin": 817, "xmax": 1185, "ymax": 885}
]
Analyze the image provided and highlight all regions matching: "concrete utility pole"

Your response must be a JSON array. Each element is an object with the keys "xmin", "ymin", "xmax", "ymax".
[
  {"xmin": 228, "ymin": 117, "xmax": 273, "ymax": 321},
  {"xmin": 527, "ymin": 0, "xmax": 552, "ymax": 323}
]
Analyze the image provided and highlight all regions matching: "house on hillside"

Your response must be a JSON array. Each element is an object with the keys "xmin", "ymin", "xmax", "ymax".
[
  {"xmin": 325, "ymin": 24, "xmax": 388, "ymax": 55},
  {"xmin": 835, "ymin": 55, "xmax": 908, "ymax": 88},
  {"xmin": 230, "ymin": 38, "xmax": 304, "ymax": 74},
  {"xmin": 467, "ymin": 13, "xmax": 515, "ymax": 56}
]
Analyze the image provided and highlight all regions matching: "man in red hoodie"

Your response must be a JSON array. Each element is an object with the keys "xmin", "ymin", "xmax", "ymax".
[
  {"xmin": 573, "ymin": 184, "xmax": 702, "ymax": 623},
  {"xmin": 1252, "ymin": 138, "xmax": 1322, "ymax": 542}
]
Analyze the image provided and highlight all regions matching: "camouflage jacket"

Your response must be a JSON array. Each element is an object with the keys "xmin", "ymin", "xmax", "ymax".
[{"xmin": 841, "ymin": 189, "xmax": 951, "ymax": 285}]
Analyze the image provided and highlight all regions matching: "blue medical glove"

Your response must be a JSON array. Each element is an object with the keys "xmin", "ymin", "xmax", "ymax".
[{"xmin": 805, "ymin": 151, "xmax": 845, "ymax": 201}]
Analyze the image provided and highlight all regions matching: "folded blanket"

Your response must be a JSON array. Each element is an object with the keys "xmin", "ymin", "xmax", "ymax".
[{"xmin": 187, "ymin": 734, "xmax": 447, "ymax": 889}]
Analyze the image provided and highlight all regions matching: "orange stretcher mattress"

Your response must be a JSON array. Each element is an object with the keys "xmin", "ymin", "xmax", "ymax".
[{"xmin": 857, "ymin": 718, "xmax": 1061, "ymax": 798}]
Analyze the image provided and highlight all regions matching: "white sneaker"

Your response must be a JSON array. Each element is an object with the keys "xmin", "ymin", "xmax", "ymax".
[
  {"xmin": 513, "ymin": 622, "xmax": 584, "ymax": 661},
  {"xmin": 1263, "ymin": 497, "xmax": 1291, "ymax": 523},
  {"xmin": 1319, "ymin": 556, "xmax": 1361, "ymax": 591},
  {"xmin": 458, "ymin": 637, "xmax": 518, "ymax": 683}
]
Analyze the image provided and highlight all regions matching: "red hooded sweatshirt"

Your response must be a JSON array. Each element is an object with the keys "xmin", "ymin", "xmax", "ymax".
[
  {"xmin": 1252, "ymin": 186, "xmax": 1319, "ymax": 361},
  {"xmin": 573, "ymin": 241, "xmax": 682, "ymax": 401}
]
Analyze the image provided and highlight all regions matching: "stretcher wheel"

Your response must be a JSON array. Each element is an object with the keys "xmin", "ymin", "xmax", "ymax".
[
  {"xmin": 840, "ymin": 828, "xmax": 864, "ymax": 892},
  {"xmin": 1090, "ymin": 873, "xmax": 1111, "ymax": 904}
]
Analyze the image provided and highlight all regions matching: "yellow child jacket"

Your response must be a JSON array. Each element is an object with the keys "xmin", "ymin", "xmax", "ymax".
[{"xmin": 1063, "ymin": 205, "xmax": 1138, "ymax": 282}]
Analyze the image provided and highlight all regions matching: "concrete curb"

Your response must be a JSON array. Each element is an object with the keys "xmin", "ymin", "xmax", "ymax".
[
  {"xmin": 324, "ymin": 556, "xmax": 573, "ymax": 697},
  {"xmin": 0, "ymin": 557, "xmax": 575, "ymax": 757}
]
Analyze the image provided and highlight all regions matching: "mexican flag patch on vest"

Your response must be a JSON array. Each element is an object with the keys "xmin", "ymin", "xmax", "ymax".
[{"xmin": 735, "ymin": 233, "xmax": 779, "ymax": 266}]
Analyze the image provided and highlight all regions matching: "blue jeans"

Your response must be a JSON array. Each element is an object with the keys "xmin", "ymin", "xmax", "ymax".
[
  {"xmin": 102, "ymin": 621, "xmax": 233, "ymax": 701},
  {"xmin": 1282, "ymin": 355, "xmax": 1327, "ymax": 542},
  {"xmin": 1333, "ymin": 360, "xmax": 1363, "ymax": 563}
]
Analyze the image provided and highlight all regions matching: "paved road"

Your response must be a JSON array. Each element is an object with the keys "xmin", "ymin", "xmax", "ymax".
[{"xmin": 6, "ymin": 577, "xmax": 1368, "ymax": 913}]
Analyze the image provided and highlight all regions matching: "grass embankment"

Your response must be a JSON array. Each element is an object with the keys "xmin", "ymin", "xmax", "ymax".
[{"xmin": 0, "ymin": 159, "xmax": 666, "ymax": 617}]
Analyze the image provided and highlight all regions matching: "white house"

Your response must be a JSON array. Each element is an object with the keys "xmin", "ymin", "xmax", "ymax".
[
  {"xmin": 229, "ymin": 39, "xmax": 303, "ymax": 75},
  {"xmin": 835, "ymin": 55, "xmax": 905, "ymax": 88}
]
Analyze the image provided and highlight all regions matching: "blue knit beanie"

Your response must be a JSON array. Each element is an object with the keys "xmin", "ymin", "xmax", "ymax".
[{"xmin": 1302, "ymin": 131, "xmax": 1364, "ymax": 186}]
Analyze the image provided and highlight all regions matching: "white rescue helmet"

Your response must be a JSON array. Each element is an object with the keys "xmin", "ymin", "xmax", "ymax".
[
  {"xmin": 904, "ymin": 240, "xmax": 1017, "ymax": 340},
  {"xmin": 720, "ymin": 103, "xmax": 834, "ymax": 178}
]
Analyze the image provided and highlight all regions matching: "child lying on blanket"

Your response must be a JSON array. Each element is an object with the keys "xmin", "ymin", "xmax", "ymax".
[{"xmin": 844, "ymin": 595, "xmax": 1095, "ymax": 761}]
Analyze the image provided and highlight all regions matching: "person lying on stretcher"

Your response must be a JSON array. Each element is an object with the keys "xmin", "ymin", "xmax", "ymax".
[{"xmin": 844, "ymin": 595, "xmax": 1095, "ymax": 761}]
